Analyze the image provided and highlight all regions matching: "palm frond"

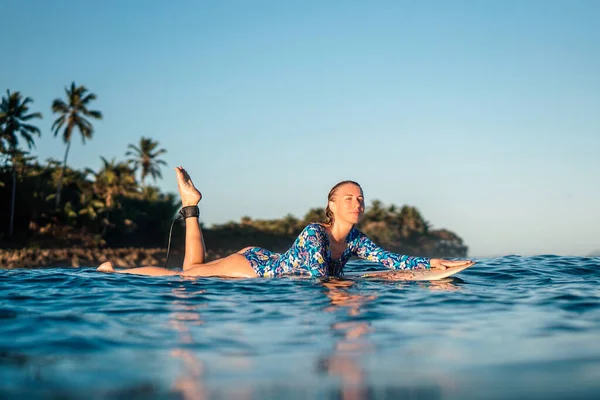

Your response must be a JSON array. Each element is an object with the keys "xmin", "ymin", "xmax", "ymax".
[
  {"xmin": 22, "ymin": 123, "xmax": 41, "ymax": 135},
  {"xmin": 125, "ymin": 136, "xmax": 168, "ymax": 184},
  {"xmin": 21, "ymin": 111, "xmax": 43, "ymax": 121},
  {"xmin": 20, "ymin": 96, "xmax": 34, "ymax": 107},
  {"xmin": 81, "ymin": 93, "xmax": 97, "ymax": 104},
  {"xmin": 85, "ymin": 110, "xmax": 102, "ymax": 119},
  {"xmin": 0, "ymin": 90, "xmax": 42, "ymax": 150},
  {"xmin": 67, "ymin": 82, "xmax": 77, "ymax": 97},
  {"xmin": 52, "ymin": 115, "xmax": 66, "ymax": 134},
  {"xmin": 52, "ymin": 99, "xmax": 69, "ymax": 113},
  {"xmin": 62, "ymin": 121, "xmax": 74, "ymax": 143},
  {"xmin": 77, "ymin": 118, "xmax": 94, "ymax": 142},
  {"xmin": 19, "ymin": 131, "xmax": 34, "ymax": 148},
  {"xmin": 125, "ymin": 145, "xmax": 142, "ymax": 157}
]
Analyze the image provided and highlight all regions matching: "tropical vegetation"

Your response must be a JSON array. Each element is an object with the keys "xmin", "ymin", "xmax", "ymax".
[
  {"xmin": 0, "ymin": 90, "xmax": 43, "ymax": 238},
  {"xmin": 52, "ymin": 82, "xmax": 103, "ymax": 208},
  {"xmin": 126, "ymin": 137, "xmax": 167, "ymax": 186},
  {"xmin": 0, "ymin": 86, "xmax": 468, "ymax": 261}
]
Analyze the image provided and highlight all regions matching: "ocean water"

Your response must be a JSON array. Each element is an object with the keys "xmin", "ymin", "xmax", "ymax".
[{"xmin": 1, "ymin": 255, "xmax": 600, "ymax": 399}]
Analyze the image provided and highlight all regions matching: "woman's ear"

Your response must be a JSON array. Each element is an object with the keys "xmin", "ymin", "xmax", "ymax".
[{"xmin": 329, "ymin": 200, "xmax": 337, "ymax": 213}]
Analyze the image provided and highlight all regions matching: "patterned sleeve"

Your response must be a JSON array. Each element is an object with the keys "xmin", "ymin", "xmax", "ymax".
[
  {"xmin": 350, "ymin": 230, "xmax": 430, "ymax": 270},
  {"xmin": 295, "ymin": 224, "xmax": 329, "ymax": 277}
]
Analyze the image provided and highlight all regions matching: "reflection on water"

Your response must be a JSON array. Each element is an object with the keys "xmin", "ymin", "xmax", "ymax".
[
  {"xmin": 169, "ymin": 286, "xmax": 207, "ymax": 400},
  {"xmin": 419, "ymin": 278, "xmax": 462, "ymax": 292},
  {"xmin": 319, "ymin": 278, "xmax": 462, "ymax": 400},
  {"xmin": 321, "ymin": 279, "xmax": 373, "ymax": 400}
]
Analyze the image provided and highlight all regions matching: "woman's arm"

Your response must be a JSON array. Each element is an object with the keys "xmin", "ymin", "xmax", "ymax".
[
  {"xmin": 351, "ymin": 230, "xmax": 430, "ymax": 270},
  {"xmin": 350, "ymin": 230, "xmax": 475, "ymax": 271}
]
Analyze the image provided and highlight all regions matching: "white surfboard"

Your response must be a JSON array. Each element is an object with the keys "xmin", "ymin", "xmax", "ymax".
[{"xmin": 357, "ymin": 263, "xmax": 474, "ymax": 281}]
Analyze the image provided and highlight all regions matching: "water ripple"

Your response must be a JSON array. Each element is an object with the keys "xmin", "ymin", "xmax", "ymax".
[{"xmin": 2, "ymin": 256, "xmax": 600, "ymax": 399}]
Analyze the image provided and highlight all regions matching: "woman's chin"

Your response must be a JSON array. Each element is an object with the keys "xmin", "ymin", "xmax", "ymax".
[{"xmin": 349, "ymin": 215, "xmax": 363, "ymax": 224}]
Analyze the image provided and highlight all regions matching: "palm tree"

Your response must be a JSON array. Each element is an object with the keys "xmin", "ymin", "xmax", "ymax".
[
  {"xmin": 0, "ymin": 90, "xmax": 42, "ymax": 237},
  {"xmin": 51, "ymin": 82, "xmax": 102, "ymax": 208},
  {"xmin": 126, "ymin": 137, "xmax": 167, "ymax": 186},
  {"xmin": 82, "ymin": 157, "xmax": 137, "ymax": 236},
  {"xmin": 0, "ymin": 90, "xmax": 42, "ymax": 152}
]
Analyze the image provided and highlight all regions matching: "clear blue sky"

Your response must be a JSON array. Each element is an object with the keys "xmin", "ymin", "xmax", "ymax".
[{"xmin": 2, "ymin": 0, "xmax": 599, "ymax": 257}]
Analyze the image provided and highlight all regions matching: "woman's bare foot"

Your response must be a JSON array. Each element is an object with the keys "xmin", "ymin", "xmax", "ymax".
[
  {"xmin": 176, "ymin": 166, "xmax": 202, "ymax": 207},
  {"xmin": 97, "ymin": 261, "xmax": 115, "ymax": 273}
]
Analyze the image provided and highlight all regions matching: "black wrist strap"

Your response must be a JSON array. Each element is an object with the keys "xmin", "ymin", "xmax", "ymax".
[{"xmin": 179, "ymin": 205, "xmax": 199, "ymax": 219}]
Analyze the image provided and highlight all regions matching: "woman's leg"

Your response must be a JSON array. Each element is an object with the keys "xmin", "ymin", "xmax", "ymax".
[
  {"xmin": 175, "ymin": 166, "xmax": 206, "ymax": 270},
  {"xmin": 181, "ymin": 255, "xmax": 256, "ymax": 278},
  {"xmin": 97, "ymin": 167, "xmax": 258, "ymax": 278},
  {"xmin": 97, "ymin": 252, "xmax": 257, "ymax": 278},
  {"xmin": 174, "ymin": 167, "xmax": 256, "ymax": 277},
  {"xmin": 181, "ymin": 247, "xmax": 257, "ymax": 278},
  {"xmin": 97, "ymin": 262, "xmax": 180, "ymax": 276}
]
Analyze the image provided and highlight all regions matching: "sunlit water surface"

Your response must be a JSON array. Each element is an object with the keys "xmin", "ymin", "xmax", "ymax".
[{"xmin": 1, "ymin": 255, "xmax": 600, "ymax": 399}]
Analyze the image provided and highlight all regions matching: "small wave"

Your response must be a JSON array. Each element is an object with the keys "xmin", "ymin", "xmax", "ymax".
[{"xmin": 1, "ymin": 257, "xmax": 600, "ymax": 398}]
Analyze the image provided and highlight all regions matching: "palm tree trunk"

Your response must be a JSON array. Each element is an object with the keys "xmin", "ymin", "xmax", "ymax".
[
  {"xmin": 9, "ymin": 166, "xmax": 16, "ymax": 238},
  {"xmin": 55, "ymin": 140, "xmax": 71, "ymax": 209}
]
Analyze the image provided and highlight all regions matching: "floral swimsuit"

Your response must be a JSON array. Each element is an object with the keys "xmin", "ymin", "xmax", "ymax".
[{"xmin": 242, "ymin": 223, "xmax": 431, "ymax": 278}]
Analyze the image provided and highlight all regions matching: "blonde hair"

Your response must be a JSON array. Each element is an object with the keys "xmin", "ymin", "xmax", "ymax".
[{"xmin": 323, "ymin": 180, "xmax": 362, "ymax": 226}]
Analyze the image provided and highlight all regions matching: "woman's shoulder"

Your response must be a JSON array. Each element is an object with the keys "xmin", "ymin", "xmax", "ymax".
[{"xmin": 303, "ymin": 222, "xmax": 328, "ymax": 233}]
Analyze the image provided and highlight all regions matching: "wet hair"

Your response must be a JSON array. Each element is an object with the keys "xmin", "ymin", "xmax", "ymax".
[{"xmin": 323, "ymin": 180, "xmax": 362, "ymax": 226}]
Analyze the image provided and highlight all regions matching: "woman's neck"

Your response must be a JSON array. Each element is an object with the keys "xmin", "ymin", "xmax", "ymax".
[{"xmin": 327, "ymin": 221, "xmax": 354, "ymax": 244}]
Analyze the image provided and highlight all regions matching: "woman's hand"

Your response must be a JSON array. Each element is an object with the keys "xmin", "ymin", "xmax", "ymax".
[{"xmin": 430, "ymin": 258, "xmax": 475, "ymax": 270}]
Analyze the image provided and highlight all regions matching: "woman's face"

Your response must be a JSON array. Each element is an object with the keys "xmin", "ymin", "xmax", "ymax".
[{"xmin": 330, "ymin": 183, "xmax": 365, "ymax": 225}]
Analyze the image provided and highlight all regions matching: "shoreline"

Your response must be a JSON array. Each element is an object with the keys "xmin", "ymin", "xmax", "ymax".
[{"xmin": 0, "ymin": 247, "xmax": 229, "ymax": 270}]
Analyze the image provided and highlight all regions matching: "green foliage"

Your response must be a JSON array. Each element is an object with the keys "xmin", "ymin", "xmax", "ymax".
[
  {"xmin": 52, "ymin": 82, "xmax": 102, "ymax": 208},
  {"xmin": 51, "ymin": 82, "xmax": 102, "ymax": 144},
  {"xmin": 126, "ymin": 136, "xmax": 167, "ymax": 185},
  {"xmin": 0, "ymin": 148, "xmax": 177, "ymax": 248},
  {"xmin": 0, "ymin": 90, "xmax": 42, "ymax": 153},
  {"xmin": 0, "ymin": 90, "xmax": 43, "ymax": 238},
  {"xmin": 0, "ymin": 87, "xmax": 181, "ymax": 248},
  {"xmin": 0, "ymin": 88, "xmax": 467, "ymax": 257},
  {"xmin": 303, "ymin": 207, "xmax": 326, "ymax": 224},
  {"xmin": 0, "ymin": 150, "xmax": 468, "ymax": 256},
  {"xmin": 208, "ymin": 201, "xmax": 468, "ymax": 257}
]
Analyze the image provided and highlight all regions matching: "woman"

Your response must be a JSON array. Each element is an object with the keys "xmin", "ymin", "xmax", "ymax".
[{"xmin": 97, "ymin": 167, "xmax": 474, "ymax": 278}]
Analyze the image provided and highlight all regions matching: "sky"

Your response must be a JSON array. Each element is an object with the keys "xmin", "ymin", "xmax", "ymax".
[{"xmin": 2, "ymin": 0, "xmax": 599, "ymax": 257}]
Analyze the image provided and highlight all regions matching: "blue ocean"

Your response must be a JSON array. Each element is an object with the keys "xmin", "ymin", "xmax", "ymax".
[{"xmin": 1, "ymin": 255, "xmax": 600, "ymax": 399}]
